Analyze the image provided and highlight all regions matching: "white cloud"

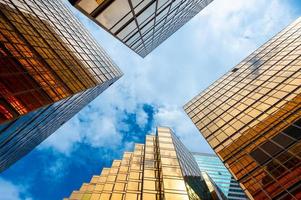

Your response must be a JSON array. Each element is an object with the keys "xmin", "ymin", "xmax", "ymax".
[
  {"xmin": 0, "ymin": 178, "xmax": 31, "ymax": 200},
  {"xmin": 40, "ymin": 109, "xmax": 122, "ymax": 154},
  {"xmin": 84, "ymin": 116, "xmax": 122, "ymax": 148},
  {"xmin": 1, "ymin": 2, "xmax": 297, "ymax": 200},
  {"xmin": 136, "ymin": 107, "xmax": 148, "ymax": 129},
  {"xmin": 43, "ymin": 0, "xmax": 297, "ymax": 156},
  {"xmin": 44, "ymin": 158, "xmax": 67, "ymax": 181},
  {"xmin": 39, "ymin": 117, "xmax": 81, "ymax": 155},
  {"xmin": 153, "ymin": 105, "xmax": 213, "ymax": 153},
  {"xmin": 193, "ymin": 0, "xmax": 295, "ymax": 62}
]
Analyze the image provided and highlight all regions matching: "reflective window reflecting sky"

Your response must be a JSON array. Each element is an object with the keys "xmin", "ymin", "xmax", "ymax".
[{"xmin": 0, "ymin": 0, "xmax": 301, "ymax": 199}]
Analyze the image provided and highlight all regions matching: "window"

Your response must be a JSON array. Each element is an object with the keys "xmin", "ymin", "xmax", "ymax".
[
  {"xmin": 250, "ymin": 148, "xmax": 270, "ymax": 165},
  {"xmin": 96, "ymin": 0, "xmax": 131, "ymax": 29},
  {"xmin": 283, "ymin": 122, "xmax": 301, "ymax": 140},
  {"xmin": 143, "ymin": 180, "xmax": 155, "ymax": 190},
  {"xmin": 261, "ymin": 141, "xmax": 282, "ymax": 157},
  {"xmin": 272, "ymin": 133, "xmax": 294, "ymax": 148}
]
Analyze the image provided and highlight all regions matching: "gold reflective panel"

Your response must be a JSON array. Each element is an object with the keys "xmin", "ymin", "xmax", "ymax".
[
  {"xmin": 184, "ymin": 17, "xmax": 301, "ymax": 199},
  {"xmin": 0, "ymin": 1, "xmax": 122, "ymax": 124},
  {"xmin": 65, "ymin": 127, "xmax": 226, "ymax": 199},
  {"xmin": 0, "ymin": 0, "xmax": 123, "ymax": 173}
]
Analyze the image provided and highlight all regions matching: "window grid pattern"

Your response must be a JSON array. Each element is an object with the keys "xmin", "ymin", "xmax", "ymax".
[
  {"xmin": 68, "ymin": 144, "xmax": 144, "ymax": 200},
  {"xmin": 0, "ymin": 0, "xmax": 122, "ymax": 172},
  {"xmin": 142, "ymin": 135, "xmax": 162, "ymax": 199},
  {"xmin": 0, "ymin": 0, "xmax": 122, "ymax": 124},
  {"xmin": 70, "ymin": 0, "xmax": 213, "ymax": 57},
  {"xmin": 65, "ymin": 127, "xmax": 226, "ymax": 200},
  {"xmin": 184, "ymin": 17, "xmax": 301, "ymax": 199},
  {"xmin": 193, "ymin": 153, "xmax": 248, "ymax": 200},
  {"xmin": 157, "ymin": 127, "xmax": 191, "ymax": 200},
  {"xmin": 0, "ymin": 79, "xmax": 118, "ymax": 172}
]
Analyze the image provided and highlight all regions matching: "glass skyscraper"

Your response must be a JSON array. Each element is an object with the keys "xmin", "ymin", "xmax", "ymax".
[
  {"xmin": 68, "ymin": 0, "xmax": 213, "ymax": 57},
  {"xmin": 184, "ymin": 17, "xmax": 301, "ymax": 199},
  {"xmin": 0, "ymin": 0, "xmax": 122, "ymax": 172},
  {"xmin": 193, "ymin": 152, "xmax": 248, "ymax": 200},
  {"xmin": 65, "ymin": 127, "xmax": 227, "ymax": 200}
]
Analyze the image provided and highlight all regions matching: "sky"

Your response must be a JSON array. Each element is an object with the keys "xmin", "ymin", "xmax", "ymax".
[{"xmin": 1, "ymin": 0, "xmax": 301, "ymax": 199}]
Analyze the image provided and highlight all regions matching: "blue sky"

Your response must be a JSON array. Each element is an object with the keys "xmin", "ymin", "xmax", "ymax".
[{"xmin": 1, "ymin": 0, "xmax": 301, "ymax": 199}]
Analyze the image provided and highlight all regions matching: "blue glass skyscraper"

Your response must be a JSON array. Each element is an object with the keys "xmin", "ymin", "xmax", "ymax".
[{"xmin": 193, "ymin": 152, "xmax": 248, "ymax": 200}]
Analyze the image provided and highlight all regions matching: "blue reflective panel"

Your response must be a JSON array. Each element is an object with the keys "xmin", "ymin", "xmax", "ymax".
[{"xmin": 193, "ymin": 153, "xmax": 248, "ymax": 199}]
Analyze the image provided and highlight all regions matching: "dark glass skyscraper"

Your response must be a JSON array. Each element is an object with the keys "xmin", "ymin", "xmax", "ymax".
[
  {"xmin": 193, "ymin": 152, "xmax": 248, "ymax": 200},
  {"xmin": 68, "ymin": 0, "xmax": 213, "ymax": 57},
  {"xmin": 0, "ymin": 0, "xmax": 122, "ymax": 172},
  {"xmin": 65, "ymin": 127, "xmax": 227, "ymax": 200},
  {"xmin": 184, "ymin": 17, "xmax": 301, "ymax": 199}
]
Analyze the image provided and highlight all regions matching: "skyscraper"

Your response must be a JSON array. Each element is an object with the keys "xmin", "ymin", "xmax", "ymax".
[
  {"xmin": 184, "ymin": 17, "xmax": 301, "ymax": 199},
  {"xmin": 0, "ymin": 0, "xmax": 122, "ymax": 172},
  {"xmin": 65, "ymin": 127, "xmax": 227, "ymax": 200},
  {"xmin": 193, "ymin": 152, "xmax": 248, "ymax": 200},
  {"xmin": 68, "ymin": 0, "xmax": 213, "ymax": 57}
]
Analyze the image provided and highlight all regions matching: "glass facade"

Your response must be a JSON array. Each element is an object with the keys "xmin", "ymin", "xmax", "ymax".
[
  {"xmin": 0, "ymin": 0, "xmax": 122, "ymax": 172},
  {"xmin": 65, "ymin": 127, "xmax": 227, "ymax": 200},
  {"xmin": 68, "ymin": 0, "xmax": 213, "ymax": 57},
  {"xmin": 193, "ymin": 152, "xmax": 248, "ymax": 200},
  {"xmin": 184, "ymin": 17, "xmax": 301, "ymax": 200}
]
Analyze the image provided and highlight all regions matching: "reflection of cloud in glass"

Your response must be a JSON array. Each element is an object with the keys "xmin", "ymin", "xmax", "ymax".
[
  {"xmin": 184, "ymin": 16, "xmax": 301, "ymax": 200},
  {"xmin": 249, "ymin": 56, "xmax": 261, "ymax": 78}
]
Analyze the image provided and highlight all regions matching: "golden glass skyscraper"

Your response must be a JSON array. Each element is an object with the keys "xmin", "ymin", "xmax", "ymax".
[
  {"xmin": 184, "ymin": 17, "xmax": 301, "ymax": 199},
  {"xmin": 65, "ymin": 127, "xmax": 227, "ymax": 200},
  {"xmin": 68, "ymin": 0, "xmax": 213, "ymax": 57},
  {"xmin": 0, "ymin": 0, "xmax": 122, "ymax": 172}
]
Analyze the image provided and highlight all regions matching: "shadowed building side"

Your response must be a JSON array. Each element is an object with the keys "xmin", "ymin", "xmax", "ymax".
[{"xmin": 0, "ymin": 0, "xmax": 122, "ymax": 172}]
